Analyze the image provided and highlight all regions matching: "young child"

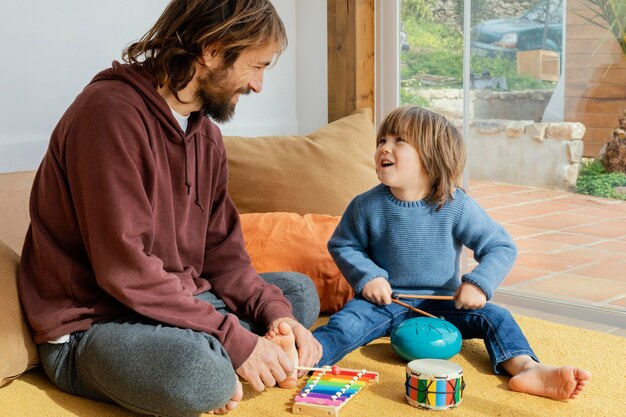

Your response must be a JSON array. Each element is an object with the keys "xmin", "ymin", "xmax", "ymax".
[{"xmin": 312, "ymin": 106, "xmax": 591, "ymax": 400}]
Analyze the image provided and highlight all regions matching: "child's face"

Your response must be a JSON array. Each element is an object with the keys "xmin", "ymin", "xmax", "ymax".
[{"xmin": 375, "ymin": 134, "xmax": 430, "ymax": 200}]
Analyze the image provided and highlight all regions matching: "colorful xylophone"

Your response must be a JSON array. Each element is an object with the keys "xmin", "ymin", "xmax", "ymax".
[{"xmin": 292, "ymin": 366, "xmax": 379, "ymax": 417}]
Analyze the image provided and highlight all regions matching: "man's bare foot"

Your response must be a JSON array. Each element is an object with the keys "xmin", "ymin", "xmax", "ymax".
[
  {"xmin": 509, "ymin": 364, "xmax": 591, "ymax": 400},
  {"xmin": 266, "ymin": 322, "xmax": 298, "ymax": 388},
  {"xmin": 210, "ymin": 378, "xmax": 243, "ymax": 415}
]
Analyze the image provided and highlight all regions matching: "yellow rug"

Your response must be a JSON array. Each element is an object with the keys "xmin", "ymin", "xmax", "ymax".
[{"xmin": 0, "ymin": 315, "xmax": 623, "ymax": 417}]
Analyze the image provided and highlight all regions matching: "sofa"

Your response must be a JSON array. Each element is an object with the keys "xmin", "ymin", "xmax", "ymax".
[
  {"xmin": 1, "ymin": 108, "xmax": 623, "ymax": 417},
  {"xmin": 0, "ymin": 109, "xmax": 377, "ymax": 416}
]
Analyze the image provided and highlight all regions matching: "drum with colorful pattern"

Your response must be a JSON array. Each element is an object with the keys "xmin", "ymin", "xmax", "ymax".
[{"xmin": 405, "ymin": 359, "xmax": 465, "ymax": 410}]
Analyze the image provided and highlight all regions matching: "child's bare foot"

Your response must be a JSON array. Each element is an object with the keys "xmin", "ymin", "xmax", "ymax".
[
  {"xmin": 509, "ymin": 364, "xmax": 591, "ymax": 400},
  {"xmin": 210, "ymin": 378, "xmax": 243, "ymax": 415},
  {"xmin": 266, "ymin": 322, "xmax": 298, "ymax": 388}
]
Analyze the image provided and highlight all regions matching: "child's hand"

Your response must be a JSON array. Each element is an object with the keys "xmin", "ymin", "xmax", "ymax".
[
  {"xmin": 453, "ymin": 282, "xmax": 487, "ymax": 310},
  {"xmin": 361, "ymin": 277, "xmax": 392, "ymax": 305}
]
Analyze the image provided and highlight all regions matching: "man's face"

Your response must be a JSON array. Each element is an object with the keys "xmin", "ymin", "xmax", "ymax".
[{"xmin": 195, "ymin": 44, "xmax": 277, "ymax": 122}]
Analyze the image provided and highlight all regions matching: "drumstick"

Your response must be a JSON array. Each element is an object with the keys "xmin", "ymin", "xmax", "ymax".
[
  {"xmin": 391, "ymin": 298, "xmax": 437, "ymax": 318},
  {"xmin": 392, "ymin": 292, "xmax": 454, "ymax": 301}
]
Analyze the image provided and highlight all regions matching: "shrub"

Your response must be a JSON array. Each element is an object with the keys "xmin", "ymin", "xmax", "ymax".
[
  {"xmin": 576, "ymin": 160, "xmax": 626, "ymax": 201},
  {"xmin": 401, "ymin": 0, "xmax": 435, "ymax": 21},
  {"xmin": 597, "ymin": 110, "xmax": 626, "ymax": 174}
]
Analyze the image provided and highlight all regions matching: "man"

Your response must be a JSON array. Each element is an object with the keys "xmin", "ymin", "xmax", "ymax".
[{"xmin": 18, "ymin": 1, "xmax": 322, "ymax": 416}]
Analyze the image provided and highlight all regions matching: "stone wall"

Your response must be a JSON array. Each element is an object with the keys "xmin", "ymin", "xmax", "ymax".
[
  {"xmin": 417, "ymin": 88, "xmax": 553, "ymax": 122},
  {"xmin": 474, "ymin": 89, "xmax": 553, "ymax": 122},
  {"xmin": 461, "ymin": 119, "xmax": 585, "ymax": 189}
]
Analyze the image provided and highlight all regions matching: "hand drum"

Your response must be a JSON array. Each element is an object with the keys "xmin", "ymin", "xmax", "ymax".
[{"xmin": 391, "ymin": 317, "xmax": 461, "ymax": 361}]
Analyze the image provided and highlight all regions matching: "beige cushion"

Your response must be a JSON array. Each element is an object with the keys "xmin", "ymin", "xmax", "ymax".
[
  {"xmin": 0, "ymin": 171, "xmax": 35, "ymax": 255},
  {"xmin": 224, "ymin": 108, "xmax": 379, "ymax": 216},
  {"xmin": 0, "ymin": 240, "xmax": 39, "ymax": 387}
]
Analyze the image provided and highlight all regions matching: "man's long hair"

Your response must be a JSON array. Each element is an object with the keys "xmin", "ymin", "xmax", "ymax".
[
  {"xmin": 123, "ymin": 0, "xmax": 287, "ymax": 101},
  {"xmin": 377, "ymin": 106, "xmax": 466, "ymax": 210}
]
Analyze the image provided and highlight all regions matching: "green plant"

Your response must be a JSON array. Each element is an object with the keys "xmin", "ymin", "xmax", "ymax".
[
  {"xmin": 401, "ymin": 0, "xmax": 435, "ymax": 22},
  {"xmin": 576, "ymin": 0, "xmax": 626, "ymax": 54},
  {"xmin": 400, "ymin": 80, "xmax": 433, "ymax": 107},
  {"xmin": 471, "ymin": 55, "xmax": 552, "ymax": 90},
  {"xmin": 598, "ymin": 110, "xmax": 626, "ymax": 173},
  {"xmin": 576, "ymin": 159, "xmax": 626, "ymax": 200},
  {"xmin": 400, "ymin": 19, "xmax": 464, "ymax": 90},
  {"xmin": 403, "ymin": 18, "xmax": 464, "ymax": 53}
]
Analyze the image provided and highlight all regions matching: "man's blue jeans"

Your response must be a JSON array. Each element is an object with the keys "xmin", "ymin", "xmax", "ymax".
[
  {"xmin": 38, "ymin": 272, "xmax": 319, "ymax": 417},
  {"xmin": 313, "ymin": 297, "xmax": 538, "ymax": 375}
]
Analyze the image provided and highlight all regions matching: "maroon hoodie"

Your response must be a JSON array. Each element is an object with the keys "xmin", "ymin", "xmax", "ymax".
[{"xmin": 18, "ymin": 62, "xmax": 294, "ymax": 368}]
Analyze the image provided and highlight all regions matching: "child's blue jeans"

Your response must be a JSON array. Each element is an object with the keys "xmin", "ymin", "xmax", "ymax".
[
  {"xmin": 38, "ymin": 272, "xmax": 320, "ymax": 417},
  {"xmin": 313, "ymin": 296, "xmax": 538, "ymax": 375}
]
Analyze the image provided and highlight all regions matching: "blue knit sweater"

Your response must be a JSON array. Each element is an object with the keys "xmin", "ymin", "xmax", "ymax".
[{"xmin": 328, "ymin": 184, "xmax": 517, "ymax": 300}]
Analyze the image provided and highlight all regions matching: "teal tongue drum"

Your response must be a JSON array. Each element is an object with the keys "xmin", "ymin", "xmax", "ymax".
[{"xmin": 391, "ymin": 316, "xmax": 462, "ymax": 361}]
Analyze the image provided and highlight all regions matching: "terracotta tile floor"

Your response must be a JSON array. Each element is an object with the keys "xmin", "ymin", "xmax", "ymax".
[{"xmin": 467, "ymin": 181, "xmax": 626, "ymax": 335}]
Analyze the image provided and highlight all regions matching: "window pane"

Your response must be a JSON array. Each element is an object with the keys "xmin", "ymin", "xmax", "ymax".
[
  {"xmin": 400, "ymin": 0, "xmax": 464, "ymax": 112},
  {"xmin": 399, "ymin": 0, "xmax": 625, "ymax": 323},
  {"xmin": 470, "ymin": 0, "xmax": 563, "ymax": 122}
]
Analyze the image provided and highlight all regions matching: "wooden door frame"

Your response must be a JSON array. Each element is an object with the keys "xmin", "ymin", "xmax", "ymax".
[{"xmin": 327, "ymin": 0, "xmax": 375, "ymax": 122}]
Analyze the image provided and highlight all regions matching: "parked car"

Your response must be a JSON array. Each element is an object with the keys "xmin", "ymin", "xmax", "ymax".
[{"xmin": 471, "ymin": 0, "xmax": 563, "ymax": 58}]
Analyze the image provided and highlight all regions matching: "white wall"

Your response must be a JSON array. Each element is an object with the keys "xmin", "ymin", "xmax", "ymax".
[
  {"xmin": 0, "ymin": 0, "xmax": 327, "ymax": 173},
  {"xmin": 295, "ymin": 1, "xmax": 328, "ymax": 135}
]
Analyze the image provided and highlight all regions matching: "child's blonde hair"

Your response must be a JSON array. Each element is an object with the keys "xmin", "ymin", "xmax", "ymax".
[{"xmin": 377, "ymin": 106, "xmax": 466, "ymax": 209}]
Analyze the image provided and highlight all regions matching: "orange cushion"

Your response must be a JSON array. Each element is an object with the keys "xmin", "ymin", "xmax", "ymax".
[{"xmin": 240, "ymin": 212, "xmax": 354, "ymax": 313}]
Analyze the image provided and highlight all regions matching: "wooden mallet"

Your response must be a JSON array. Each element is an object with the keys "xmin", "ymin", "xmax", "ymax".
[
  {"xmin": 390, "ymin": 292, "xmax": 454, "ymax": 319},
  {"xmin": 295, "ymin": 365, "xmax": 342, "ymax": 375},
  {"xmin": 392, "ymin": 292, "xmax": 454, "ymax": 301}
]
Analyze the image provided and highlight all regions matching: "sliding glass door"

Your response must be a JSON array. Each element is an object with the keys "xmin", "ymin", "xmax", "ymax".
[{"xmin": 377, "ymin": 0, "xmax": 625, "ymax": 327}]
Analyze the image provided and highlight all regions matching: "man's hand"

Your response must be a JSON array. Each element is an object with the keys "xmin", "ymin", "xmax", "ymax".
[
  {"xmin": 269, "ymin": 317, "xmax": 322, "ymax": 377},
  {"xmin": 454, "ymin": 282, "xmax": 487, "ymax": 310},
  {"xmin": 361, "ymin": 277, "xmax": 392, "ymax": 305},
  {"xmin": 235, "ymin": 336, "xmax": 293, "ymax": 392}
]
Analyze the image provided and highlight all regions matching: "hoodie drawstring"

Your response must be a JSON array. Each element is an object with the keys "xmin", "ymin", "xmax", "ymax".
[
  {"xmin": 193, "ymin": 137, "xmax": 205, "ymax": 212},
  {"xmin": 183, "ymin": 142, "xmax": 192, "ymax": 196},
  {"xmin": 183, "ymin": 136, "xmax": 205, "ymax": 212}
]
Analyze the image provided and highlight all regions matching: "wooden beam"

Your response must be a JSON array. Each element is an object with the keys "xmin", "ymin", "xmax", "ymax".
[{"xmin": 327, "ymin": 0, "xmax": 374, "ymax": 123}]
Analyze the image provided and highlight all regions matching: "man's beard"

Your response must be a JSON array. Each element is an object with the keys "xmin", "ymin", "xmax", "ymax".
[{"xmin": 195, "ymin": 66, "xmax": 250, "ymax": 123}]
